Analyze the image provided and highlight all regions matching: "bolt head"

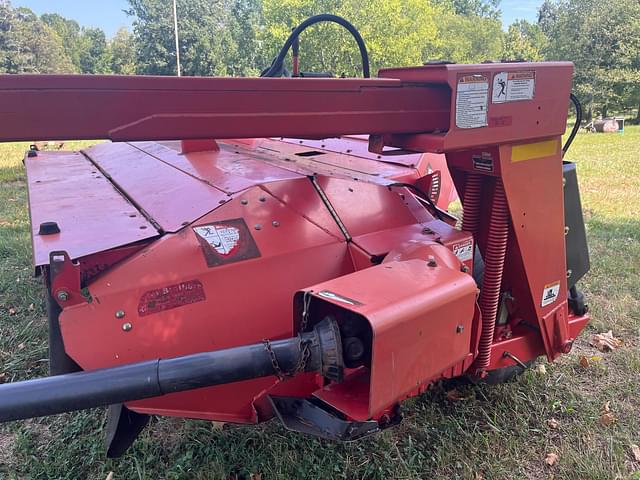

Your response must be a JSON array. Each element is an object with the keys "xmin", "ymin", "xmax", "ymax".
[
  {"xmin": 254, "ymin": 224, "xmax": 262, "ymax": 231},
  {"xmin": 241, "ymin": 199, "xmax": 248, "ymax": 205},
  {"xmin": 115, "ymin": 310, "xmax": 125, "ymax": 319},
  {"xmin": 456, "ymin": 324, "xmax": 464, "ymax": 333},
  {"xmin": 272, "ymin": 221, "xmax": 280, "ymax": 227},
  {"xmin": 259, "ymin": 196, "xmax": 266, "ymax": 202},
  {"xmin": 56, "ymin": 291, "xmax": 69, "ymax": 302},
  {"xmin": 122, "ymin": 322, "xmax": 133, "ymax": 332}
]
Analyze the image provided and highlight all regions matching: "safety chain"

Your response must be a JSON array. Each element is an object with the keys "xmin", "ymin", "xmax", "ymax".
[
  {"xmin": 300, "ymin": 290, "xmax": 312, "ymax": 333},
  {"xmin": 262, "ymin": 337, "xmax": 312, "ymax": 381}
]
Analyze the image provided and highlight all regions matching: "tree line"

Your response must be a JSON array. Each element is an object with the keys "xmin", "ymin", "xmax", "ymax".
[{"xmin": 0, "ymin": 0, "xmax": 638, "ymax": 120}]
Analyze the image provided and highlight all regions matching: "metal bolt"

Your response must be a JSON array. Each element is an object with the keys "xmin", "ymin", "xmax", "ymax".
[
  {"xmin": 255, "ymin": 224, "xmax": 262, "ymax": 230},
  {"xmin": 456, "ymin": 324, "xmax": 464, "ymax": 333},
  {"xmin": 241, "ymin": 199, "xmax": 248, "ymax": 205},
  {"xmin": 427, "ymin": 256, "xmax": 437, "ymax": 267},
  {"xmin": 272, "ymin": 221, "xmax": 280, "ymax": 227},
  {"xmin": 564, "ymin": 226, "xmax": 570, "ymax": 235},
  {"xmin": 115, "ymin": 310, "xmax": 125, "ymax": 319},
  {"xmin": 461, "ymin": 265, "xmax": 470, "ymax": 273},
  {"xmin": 567, "ymin": 269, "xmax": 572, "ymax": 278},
  {"xmin": 259, "ymin": 196, "xmax": 266, "ymax": 202},
  {"xmin": 56, "ymin": 290, "xmax": 69, "ymax": 302},
  {"xmin": 562, "ymin": 177, "xmax": 567, "ymax": 187},
  {"xmin": 122, "ymin": 322, "xmax": 133, "ymax": 332}
]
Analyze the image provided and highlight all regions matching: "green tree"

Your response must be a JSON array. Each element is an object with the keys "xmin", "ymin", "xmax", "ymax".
[
  {"xmin": 78, "ymin": 27, "xmax": 110, "ymax": 73},
  {"xmin": 541, "ymin": 0, "xmax": 640, "ymax": 119},
  {"xmin": 127, "ymin": 0, "xmax": 258, "ymax": 76},
  {"xmin": 108, "ymin": 27, "xmax": 136, "ymax": 74},
  {"xmin": 41, "ymin": 12, "xmax": 82, "ymax": 71},
  {"xmin": 434, "ymin": 0, "xmax": 501, "ymax": 19},
  {"xmin": 503, "ymin": 19, "xmax": 547, "ymax": 61},
  {"xmin": 0, "ymin": 5, "xmax": 74, "ymax": 73},
  {"xmin": 261, "ymin": 0, "xmax": 447, "ymax": 76},
  {"xmin": 433, "ymin": 13, "xmax": 504, "ymax": 64}
]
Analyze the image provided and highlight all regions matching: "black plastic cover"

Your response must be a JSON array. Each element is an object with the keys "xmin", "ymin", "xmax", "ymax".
[{"xmin": 563, "ymin": 162, "xmax": 590, "ymax": 288}]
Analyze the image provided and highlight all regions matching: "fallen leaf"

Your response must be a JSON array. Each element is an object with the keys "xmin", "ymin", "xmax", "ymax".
[
  {"xmin": 599, "ymin": 401, "xmax": 616, "ymax": 426},
  {"xmin": 17, "ymin": 343, "xmax": 24, "ymax": 350},
  {"xmin": 249, "ymin": 474, "xmax": 261, "ymax": 480},
  {"xmin": 600, "ymin": 412, "xmax": 616, "ymax": 426},
  {"xmin": 8, "ymin": 308, "xmax": 16, "ymax": 316},
  {"xmin": 0, "ymin": 372, "xmax": 6, "ymax": 384},
  {"xmin": 579, "ymin": 356, "xmax": 590, "ymax": 368},
  {"xmin": 105, "ymin": 472, "xmax": 114, "ymax": 480},
  {"xmin": 28, "ymin": 303, "xmax": 34, "ymax": 311},
  {"xmin": 535, "ymin": 364, "xmax": 547, "ymax": 375},
  {"xmin": 547, "ymin": 418, "xmax": 559, "ymax": 429},
  {"xmin": 545, "ymin": 452, "xmax": 559, "ymax": 466},
  {"xmin": 631, "ymin": 444, "xmax": 640, "ymax": 462},
  {"xmin": 588, "ymin": 330, "xmax": 623, "ymax": 352}
]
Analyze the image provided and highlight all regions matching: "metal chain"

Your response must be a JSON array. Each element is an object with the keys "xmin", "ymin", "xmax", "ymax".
[
  {"xmin": 300, "ymin": 290, "xmax": 312, "ymax": 333},
  {"xmin": 262, "ymin": 337, "xmax": 312, "ymax": 381}
]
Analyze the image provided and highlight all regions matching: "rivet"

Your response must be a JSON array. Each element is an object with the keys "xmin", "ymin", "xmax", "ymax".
[
  {"xmin": 255, "ymin": 224, "xmax": 262, "ymax": 230},
  {"xmin": 56, "ymin": 290, "xmax": 69, "ymax": 302},
  {"xmin": 115, "ymin": 310, "xmax": 125, "ymax": 319},
  {"xmin": 427, "ymin": 256, "xmax": 437, "ymax": 267},
  {"xmin": 272, "ymin": 221, "xmax": 280, "ymax": 227},
  {"xmin": 564, "ymin": 226, "xmax": 570, "ymax": 235},
  {"xmin": 241, "ymin": 199, "xmax": 248, "ymax": 205},
  {"xmin": 122, "ymin": 322, "xmax": 133, "ymax": 332}
]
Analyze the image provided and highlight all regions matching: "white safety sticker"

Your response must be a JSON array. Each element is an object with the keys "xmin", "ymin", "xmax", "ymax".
[
  {"xmin": 456, "ymin": 74, "xmax": 489, "ymax": 129},
  {"xmin": 541, "ymin": 281, "xmax": 560, "ymax": 307},
  {"xmin": 193, "ymin": 224, "xmax": 240, "ymax": 256},
  {"xmin": 492, "ymin": 71, "xmax": 536, "ymax": 103},
  {"xmin": 453, "ymin": 239, "xmax": 473, "ymax": 262}
]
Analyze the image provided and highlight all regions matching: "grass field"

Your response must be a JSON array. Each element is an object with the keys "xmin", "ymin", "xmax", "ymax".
[{"xmin": 0, "ymin": 128, "xmax": 639, "ymax": 480}]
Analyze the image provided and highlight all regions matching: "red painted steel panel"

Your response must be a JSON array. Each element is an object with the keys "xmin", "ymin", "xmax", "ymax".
[
  {"xmin": 59, "ymin": 186, "xmax": 355, "ymax": 422},
  {"xmin": 25, "ymin": 151, "xmax": 157, "ymax": 266},
  {"xmin": 316, "ymin": 177, "xmax": 432, "ymax": 238},
  {"xmin": 85, "ymin": 142, "xmax": 229, "ymax": 233},
  {"xmin": 300, "ymin": 248, "xmax": 478, "ymax": 419},
  {"xmin": 130, "ymin": 141, "xmax": 303, "ymax": 194},
  {"xmin": 0, "ymin": 75, "xmax": 450, "ymax": 142}
]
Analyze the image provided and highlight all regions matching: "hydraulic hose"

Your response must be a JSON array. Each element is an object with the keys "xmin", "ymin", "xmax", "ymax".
[{"xmin": 261, "ymin": 14, "xmax": 370, "ymax": 78}]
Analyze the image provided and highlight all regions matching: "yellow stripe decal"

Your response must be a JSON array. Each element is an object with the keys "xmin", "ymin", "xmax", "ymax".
[{"xmin": 511, "ymin": 139, "xmax": 559, "ymax": 163}]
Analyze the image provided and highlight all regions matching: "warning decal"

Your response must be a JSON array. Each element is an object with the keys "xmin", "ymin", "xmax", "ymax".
[
  {"xmin": 453, "ymin": 239, "xmax": 474, "ymax": 262},
  {"xmin": 193, "ymin": 218, "xmax": 260, "ymax": 267},
  {"xmin": 456, "ymin": 74, "xmax": 489, "ymax": 129},
  {"xmin": 541, "ymin": 281, "xmax": 560, "ymax": 307},
  {"xmin": 492, "ymin": 71, "xmax": 535, "ymax": 103}
]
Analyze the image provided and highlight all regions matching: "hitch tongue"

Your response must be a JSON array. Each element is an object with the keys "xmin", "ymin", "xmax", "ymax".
[{"xmin": 0, "ymin": 318, "xmax": 343, "ymax": 423}]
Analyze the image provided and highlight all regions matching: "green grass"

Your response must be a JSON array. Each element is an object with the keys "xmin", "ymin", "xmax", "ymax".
[{"xmin": 1, "ymin": 130, "xmax": 639, "ymax": 480}]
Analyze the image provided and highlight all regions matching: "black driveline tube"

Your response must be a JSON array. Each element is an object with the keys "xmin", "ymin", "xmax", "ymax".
[{"xmin": 0, "ymin": 319, "xmax": 341, "ymax": 422}]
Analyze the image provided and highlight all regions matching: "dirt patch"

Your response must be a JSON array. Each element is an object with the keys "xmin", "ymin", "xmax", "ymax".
[{"xmin": 0, "ymin": 431, "xmax": 17, "ymax": 467}]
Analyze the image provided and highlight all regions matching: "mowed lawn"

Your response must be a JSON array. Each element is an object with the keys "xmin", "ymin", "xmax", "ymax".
[{"xmin": 0, "ymin": 128, "xmax": 639, "ymax": 480}]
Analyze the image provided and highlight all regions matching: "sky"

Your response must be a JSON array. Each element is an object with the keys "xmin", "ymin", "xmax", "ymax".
[{"xmin": 13, "ymin": 0, "xmax": 543, "ymax": 38}]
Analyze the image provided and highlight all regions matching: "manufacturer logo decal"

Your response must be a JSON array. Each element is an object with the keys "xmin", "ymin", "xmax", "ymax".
[{"xmin": 138, "ymin": 279, "xmax": 206, "ymax": 317}]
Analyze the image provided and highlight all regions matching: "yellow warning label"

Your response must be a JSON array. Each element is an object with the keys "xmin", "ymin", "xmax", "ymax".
[{"xmin": 511, "ymin": 139, "xmax": 559, "ymax": 163}]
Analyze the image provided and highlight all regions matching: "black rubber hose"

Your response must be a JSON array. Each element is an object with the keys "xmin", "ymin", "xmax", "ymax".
[
  {"xmin": 261, "ymin": 14, "xmax": 370, "ymax": 78},
  {"xmin": 563, "ymin": 93, "xmax": 582, "ymax": 157}
]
